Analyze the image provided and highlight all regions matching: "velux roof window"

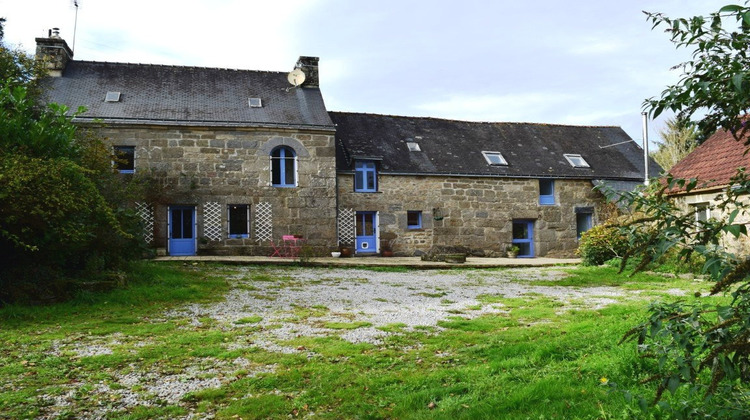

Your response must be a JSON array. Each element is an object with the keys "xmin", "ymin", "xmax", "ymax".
[
  {"xmin": 482, "ymin": 151, "xmax": 508, "ymax": 166},
  {"xmin": 564, "ymin": 154, "xmax": 589, "ymax": 168}
]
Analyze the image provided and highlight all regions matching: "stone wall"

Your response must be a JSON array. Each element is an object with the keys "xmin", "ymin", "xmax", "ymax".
[
  {"xmin": 337, "ymin": 173, "xmax": 605, "ymax": 257},
  {"xmin": 96, "ymin": 125, "xmax": 337, "ymax": 255},
  {"xmin": 674, "ymin": 191, "xmax": 750, "ymax": 256}
]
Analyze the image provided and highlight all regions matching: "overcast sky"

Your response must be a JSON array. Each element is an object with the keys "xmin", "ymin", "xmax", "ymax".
[{"xmin": 0, "ymin": 0, "xmax": 732, "ymax": 145}]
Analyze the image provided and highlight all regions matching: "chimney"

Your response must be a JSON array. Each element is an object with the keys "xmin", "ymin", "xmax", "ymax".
[
  {"xmin": 295, "ymin": 56, "xmax": 319, "ymax": 88},
  {"xmin": 35, "ymin": 28, "xmax": 73, "ymax": 77}
]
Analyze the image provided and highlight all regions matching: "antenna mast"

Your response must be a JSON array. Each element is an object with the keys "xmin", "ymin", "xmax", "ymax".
[{"xmin": 72, "ymin": 0, "xmax": 79, "ymax": 53}]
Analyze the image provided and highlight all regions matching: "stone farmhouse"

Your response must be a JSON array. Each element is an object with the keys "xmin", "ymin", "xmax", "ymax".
[{"xmin": 35, "ymin": 32, "xmax": 658, "ymax": 258}]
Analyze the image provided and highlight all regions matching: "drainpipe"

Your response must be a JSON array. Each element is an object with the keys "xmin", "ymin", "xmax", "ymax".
[{"xmin": 642, "ymin": 112, "xmax": 649, "ymax": 186}]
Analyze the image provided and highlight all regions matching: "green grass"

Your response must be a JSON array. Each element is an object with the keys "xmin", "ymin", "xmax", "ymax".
[{"xmin": 0, "ymin": 262, "xmax": 721, "ymax": 419}]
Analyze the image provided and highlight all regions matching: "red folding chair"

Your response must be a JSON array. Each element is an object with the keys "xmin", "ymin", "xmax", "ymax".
[
  {"xmin": 269, "ymin": 239, "xmax": 284, "ymax": 257},
  {"xmin": 282, "ymin": 235, "xmax": 301, "ymax": 258}
]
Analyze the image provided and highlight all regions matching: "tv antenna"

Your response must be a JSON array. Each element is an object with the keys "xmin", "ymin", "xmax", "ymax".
[{"xmin": 71, "ymin": 0, "xmax": 80, "ymax": 53}]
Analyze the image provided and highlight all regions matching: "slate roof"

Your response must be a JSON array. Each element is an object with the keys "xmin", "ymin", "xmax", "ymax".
[
  {"xmin": 668, "ymin": 128, "xmax": 750, "ymax": 193},
  {"xmin": 331, "ymin": 112, "xmax": 661, "ymax": 180},
  {"xmin": 41, "ymin": 61, "xmax": 334, "ymax": 130}
]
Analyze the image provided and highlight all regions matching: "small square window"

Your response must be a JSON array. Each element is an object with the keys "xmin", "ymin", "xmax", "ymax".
[
  {"xmin": 482, "ymin": 151, "xmax": 508, "ymax": 166},
  {"xmin": 539, "ymin": 179, "xmax": 555, "ymax": 205},
  {"xmin": 248, "ymin": 97, "xmax": 262, "ymax": 108},
  {"xmin": 564, "ymin": 154, "xmax": 590, "ymax": 168},
  {"xmin": 407, "ymin": 141, "xmax": 421, "ymax": 152},
  {"xmin": 407, "ymin": 211, "xmax": 422, "ymax": 229},
  {"xmin": 113, "ymin": 146, "xmax": 135, "ymax": 173},
  {"xmin": 228, "ymin": 204, "xmax": 250, "ymax": 238}
]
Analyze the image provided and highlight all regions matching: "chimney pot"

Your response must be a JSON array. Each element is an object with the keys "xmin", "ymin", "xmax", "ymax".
[{"xmin": 51, "ymin": 28, "xmax": 60, "ymax": 38}]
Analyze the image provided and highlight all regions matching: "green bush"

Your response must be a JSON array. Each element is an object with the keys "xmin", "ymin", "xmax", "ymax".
[{"xmin": 576, "ymin": 224, "xmax": 628, "ymax": 266}]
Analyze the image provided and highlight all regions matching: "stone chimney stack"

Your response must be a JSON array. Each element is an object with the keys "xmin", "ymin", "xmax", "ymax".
[
  {"xmin": 35, "ymin": 28, "xmax": 73, "ymax": 77},
  {"xmin": 295, "ymin": 56, "xmax": 319, "ymax": 88}
]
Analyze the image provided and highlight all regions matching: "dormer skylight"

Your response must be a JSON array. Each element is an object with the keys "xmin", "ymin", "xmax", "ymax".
[
  {"xmin": 248, "ymin": 97, "xmax": 262, "ymax": 108},
  {"xmin": 564, "ymin": 154, "xmax": 590, "ymax": 168},
  {"xmin": 482, "ymin": 151, "xmax": 508, "ymax": 166},
  {"xmin": 105, "ymin": 91, "xmax": 121, "ymax": 102},
  {"xmin": 406, "ymin": 139, "xmax": 421, "ymax": 152}
]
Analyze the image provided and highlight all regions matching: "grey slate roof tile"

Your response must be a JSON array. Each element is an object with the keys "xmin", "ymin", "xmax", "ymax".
[
  {"xmin": 42, "ymin": 61, "xmax": 334, "ymax": 130},
  {"xmin": 331, "ymin": 112, "xmax": 661, "ymax": 180}
]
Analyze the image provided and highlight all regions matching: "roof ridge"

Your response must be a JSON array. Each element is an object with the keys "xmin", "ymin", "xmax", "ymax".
[
  {"xmin": 71, "ymin": 60, "xmax": 287, "ymax": 75},
  {"xmin": 328, "ymin": 110, "xmax": 621, "ymax": 129}
]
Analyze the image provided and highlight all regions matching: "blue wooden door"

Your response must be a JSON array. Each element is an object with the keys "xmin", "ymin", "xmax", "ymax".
[
  {"xmin": 169, "ymin": 206, "xmax": 196, "ymax": 256},
  {"xmin": 356, "ymin": 211, "xmax": 377, "ymax": 253},
  {"xmin": 512, "ymin": 220, "xmax": 535, "ymax": 258}
]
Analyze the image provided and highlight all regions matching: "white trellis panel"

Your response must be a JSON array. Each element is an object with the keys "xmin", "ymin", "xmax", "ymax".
[
  {"xmin": 135, "ymin": 202, "xmax": 154, "ymax": 244},
  {"xmin": 338, "ymin": 208, "xmax": 355, "ymax": 245},
  {"xmin": 255, "ymin": 202, "xmax": 273, "ymax": 242},
  {"xmin": 203, "ymin": 202, "xmax": 222, "ymax": 241}
]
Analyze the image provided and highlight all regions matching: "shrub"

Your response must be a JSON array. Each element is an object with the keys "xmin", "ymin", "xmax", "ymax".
[{"xmin": 576, "ymin": 224, "xmax": 628, "ymax": 266}]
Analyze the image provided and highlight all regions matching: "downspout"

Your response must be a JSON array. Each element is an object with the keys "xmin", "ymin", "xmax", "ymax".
[{"xmin": 642, "ymin": 112, "xmax": 650, "ymax": 186}]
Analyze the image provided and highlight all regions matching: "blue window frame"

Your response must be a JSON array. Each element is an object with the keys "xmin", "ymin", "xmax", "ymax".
[
  {"xmin": 407, "ymin": 211, "xmax": 422, "ymax": 229},
  {"xmin": 512, "ymin": 220, "xmax": 535, "ymax": 258},
  {"xmin": 576, "ymin": 212, "xmax": 593, "ymax": 239},
  {"xmin": 539, "ymin": 179, "xmax": 555, "ymax": 205},
  {"xmin": 114, "ymin": 146, "xmax": 135, "ymax": 173},
  {"xmin": 271, "ymin": 146, "xmax": 296, "ymax": 187},
  {"xmin": 228, "ymin": 204, "xmax": 250, "ymax": 238},
  {"xmin": 355, "ymin": 160, "xmax": 377, "ymax": 192}
]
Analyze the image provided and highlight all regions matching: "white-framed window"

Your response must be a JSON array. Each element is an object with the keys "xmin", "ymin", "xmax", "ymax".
[
  {"xmin": 482, "ymin": 151, "xmax": 508, "ymax": 166},
  {"xmin": 271, "ymin": 146, "xmax": 297, "ymax": 187},
  {"xmin": 692, "ymin": 203, "xmax": 711, "ymax": 222},
  {"xmin": 228, "ymin": 204, "xmax": 250, "ymax": 238},
  {"xmin": 113, "ymin": 145, "xmax": 135, "ymax": 173},
  {"xmin": 564, "ymin": 154, "xmax": 590, "ymax": 168}
]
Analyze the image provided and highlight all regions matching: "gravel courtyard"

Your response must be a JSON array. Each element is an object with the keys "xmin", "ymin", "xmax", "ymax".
[
  {"xmin": 28, "ymin": 265, "xmax": 687, "ymax": 419},
  {"xmin": 169, "ymin": 266, "xmax": 652, "ymax": 349}
]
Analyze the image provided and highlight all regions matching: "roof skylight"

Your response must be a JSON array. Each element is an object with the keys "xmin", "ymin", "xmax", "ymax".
[
  {"xmin": 248, "ymin": 97, "xmax": 262, "ymax": 108},
  {"xmin": 482, "ymin": 151, "xmax": 508, "ymax": 166},
  {"xmin": 406, "ymin": 140, "xmax": 421, "ymax": 152},
  {"xmin": 105, "ymin": 91, "xmax": 121, "ymax": 102},
  {"xmin": 564, "ymin": 154, "xmax": 590, "ymax": 168}
]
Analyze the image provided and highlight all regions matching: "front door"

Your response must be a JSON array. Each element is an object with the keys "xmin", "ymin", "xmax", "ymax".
[
  {"xmin": 168, "ymin": 206, "xmax": 196, "ymax": 256},
  {"xmin": 356, "ymin": 211, "xmax": 377, "ymax": 253},
  {"xmin": 512, "ymin": 220, "xmax": 535, "ymax": 258}
]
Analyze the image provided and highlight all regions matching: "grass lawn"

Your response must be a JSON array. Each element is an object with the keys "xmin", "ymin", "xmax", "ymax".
[{"xmin": 0, "ymin": 262, "xmax": 719, "ymax": 419}]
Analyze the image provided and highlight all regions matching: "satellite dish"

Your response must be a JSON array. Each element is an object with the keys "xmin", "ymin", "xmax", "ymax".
[{"xmin": 287, "ymin": 68, "xmax": 306, "ymax": 87}]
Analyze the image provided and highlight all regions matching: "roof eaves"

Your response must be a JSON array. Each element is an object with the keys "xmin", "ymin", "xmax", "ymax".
[{"xmin": 72, "ymin": 117, "xmax": 336, "ymax": 132}]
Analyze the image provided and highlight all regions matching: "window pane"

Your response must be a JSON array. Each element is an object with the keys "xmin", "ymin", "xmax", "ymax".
[
  {"xmin": 271, "ymin": 157, "xmax": 281, "ymax": 185},
  {"xmin": 576, "ymin": 213, "xmax": 592, "ymax": 238},
  {"xmin": 516, "ymin": 242, "xmax": 531, "ymax": 256},
  {"xmin": 407, "ymin": 211, "xmax": 422, "ymax": 228},
  {"xmin": 355, "ymin": 171, "xmax": 364, "ymax": 190},
  {"xmin": 182, "ymin": 209, "xmax": 193, "ymax": 239},
  {"xmin": 229, "ymin": 205, "xmax": 249, "ymax": 236},
  {"xmin": 284, "ymin": 156, "xmax": 295, "ymax": 185},
  {"xmin": 513, "ymin": 222, "xmax": 529, "ymax": 240},
  {"xmin": 540, "ymin": 179, "xmax": 553, "ymax": 196},
  {"xmin": 172, "ymin": 209, "xmax": 182, "ymax": 239},
  {"xmin": 366, "ymin": 171, "xmax": 376, "ymax": 190},
  {"xmin": 114, "ymin": 146, "xmax": 135, "ymax": 172}
]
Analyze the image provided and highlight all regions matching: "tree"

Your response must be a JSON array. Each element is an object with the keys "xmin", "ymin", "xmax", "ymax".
[
  {"xmin": 650, "ymin": 116, "xmax": 699, "ymax": 171},
  {"xmin": 0, "ymin": 23, "xmax": 144, "ymax": 304},
  {"xmin": 609, "ymin": 3, "xmax": 750, "ymax": 417}
]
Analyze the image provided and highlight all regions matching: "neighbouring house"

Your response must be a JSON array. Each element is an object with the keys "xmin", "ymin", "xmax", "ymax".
[
  {"xmin": 667, "ymin": 127, "xmax": 750, "ymax": 255},
  {"xmin": 35, "ymin": 32, "xmax": 659, "ymax": 258}
]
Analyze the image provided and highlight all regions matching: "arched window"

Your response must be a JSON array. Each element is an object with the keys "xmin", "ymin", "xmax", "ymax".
[{"xmin": 271, "ymin": 146, "xmax": 296, "ymax": 187}]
